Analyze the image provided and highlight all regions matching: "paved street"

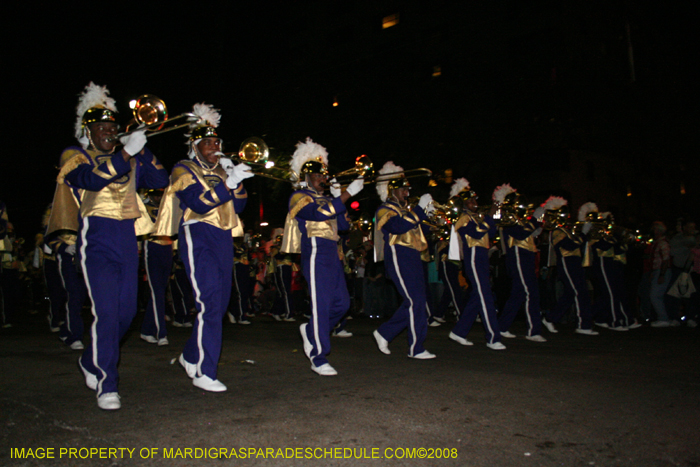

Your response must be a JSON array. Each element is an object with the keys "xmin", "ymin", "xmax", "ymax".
[{"xmin": 1, "ymin": 312, "xmax": 699, "ymax": 466}]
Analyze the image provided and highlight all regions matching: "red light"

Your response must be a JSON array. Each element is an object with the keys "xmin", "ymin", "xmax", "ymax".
[{"xmin": 350, "ymin": 201, "xmax": 360, "ymax": 210}]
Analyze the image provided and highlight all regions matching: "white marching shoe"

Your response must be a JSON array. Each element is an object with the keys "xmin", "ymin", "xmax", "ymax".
[
  {"xmin": 193, "ymin": 375, "xmax": 227, "ymax": 392},
  {"xmin": 97, "ymin": 392, "xmax": 121, "ymax": 410},
  {"xmin": 311, "ymin": 363, "xmax": 338, "ymax": 376},
  {"xmin": 448, "ymin": 332, "xmax": 473, "ymax": 346},
  {"xmin": 373, "ymin": 330, "xmax": 391, "ymax": 355}
]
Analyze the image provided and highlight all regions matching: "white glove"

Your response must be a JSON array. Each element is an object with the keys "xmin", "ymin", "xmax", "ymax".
[
  {"xmin": 346, "ymin": 177, "xmax": 364, "ymax": 197},
  {"xmin": 226, "ymin": 163, "xmax": 254, "ymax": 189},
  {"xmin": 121, "ymin": 128, "xmax": 147, "ymax": 156},
  {"xmin": 534, "ymin": 206, "xmax": 545, "ymax": 221},
  {"xmin": 219, "ymin": 157, "xmax": 234, "ymax": 172},
  {"xmin": 329, "ymin": 178, "xmax": 342, "ymax": 198},
  {"xmin": 65, "ymin": 244, "xmax": 77, "ymax": 256},
  {"xmin": 582, "ymin": 222, "xmax": 592, "ymax": 234},
  {"xmin": 418, "ymin": 193, "xmax": 433, "ymax": 210}
]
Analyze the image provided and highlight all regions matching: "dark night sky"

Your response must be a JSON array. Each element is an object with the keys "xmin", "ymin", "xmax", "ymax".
[{"xmin": 3, "ymin": 1, "xmax": 697, "ymax": 241}]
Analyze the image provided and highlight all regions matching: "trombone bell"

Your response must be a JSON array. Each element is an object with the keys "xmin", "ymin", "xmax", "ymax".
[
  {"xmin": 239, "ymin": 137, "xmax": 270, "ymax": 164},
  {"xmin": 132, "ymin": 94, "xmax": 168, "ymax": 130}
]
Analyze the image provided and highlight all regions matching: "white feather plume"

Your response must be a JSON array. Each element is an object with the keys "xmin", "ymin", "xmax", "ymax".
[
  {"xmin": 376, "ymin": 161, "xmax": 404, "ymax": 202},
  {"xmin": 74, "ymin": 82, "xmax": 117, "ymax": 139},
  {"xmin": 578, "ymin": 202, "xmax": 599, "ymax": 222},
  {"xmin": 542, "ymin": 196, "xmax": 567, "ymax": 211},
  {"xmin": 289, "ymin": 137, "xmax": 329, "ymax": 184},
  {"xmin": 449, "ymin": 178, "xmax": 470, "ymax": 198},
  {"xmin": 191, "ymin": 103, "xmax": 221, "ymax": 128},
  {"xmin": 492, "ymin": 183, "xmax": 516, "ymax": 204}
]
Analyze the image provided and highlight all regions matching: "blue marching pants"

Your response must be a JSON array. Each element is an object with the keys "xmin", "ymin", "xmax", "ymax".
[
  {"xmin": 592, "ymin": 257, "xmax": 631, "ymax": 327},
  {"xmin": 272, "ymin": 264, "xmax": 294, "ymax": 319},
  {"xmin": 301, "ymin": 237, "xmax": 350, "ymax": 367},
  {"xmin": 78, "ymin": 217, "xmax": 139, "ymax": 396},
  {"xmin": 229, "ymin": 262, "xmax": 251, "ymax": 322},
  {"xmin": 141, "ymin": 241, "xmax": 173, "ymax": 339},
  {"xmin": 452, "ymin": 248, "xmax": 502, "ymax": 344},
  {"xmin": 437, "ymin": 260, "xmax": 466, "ymax": 320},
  {"xmin": 499, "ymin": 248, "xmax": 542, "ymax": 336},
  {"xmin": 57, "ymin": 250, "xmax": 86, "ymax": 345},
  {"xmin": 179, "ymin": 223, "xmax": 232, "ymax": 380},
  {"xmin": 377, "ymin": 244, "xmax": 428, "ymax": 357},
  {"xmin": 548, "ymin": 256, "xmax": 593, "ymax": 330},
  {"xmin": 44, "ymin": 257, "xmax": 67, "ymax": 329},
  {"xmin": 171, "ymin": 267, "xmax": 193, "ymax": 324}
]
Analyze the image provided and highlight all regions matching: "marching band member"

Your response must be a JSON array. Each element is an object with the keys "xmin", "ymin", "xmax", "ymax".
[
  {"xmin": 590, "ymin": 211, "xmax": 631, "ymax": 331},
  {"xmin": 434, "ymin": 193, "xmax": 469, "ymax": 324},
  {"xmin": 447, "ymin": 179, "xmax": 505, "ymax": 350},
  {"xmin": 541, "ymin": 200, "xmax": 598, "ymax": 335},
  {"xmin": 270, "ymin": 235, "xmax": 296, "ymax": 322},
  {"xmin": 154, "ymin": 104, "xmax": 253, "ymax": 392},
  {"xmin": 494, "ymin": 184, "xmax": 547, "ymax": 342},
  {"xmin": 41, "ymin": 204, "xmax": 67, "ymax": 334},
  {"xmin": 50, "ymin": 82, "xmax": 168, "ymax": 410},
  {"xmin": 139, "ymin": 189, "xmax": 173, "ymax": 345},
  {"xmin": 43, "ymin": 203, "xmax": 87, "ymax": 350},
  {"xmin": 227, "ymin": 238, "xmax": 253, "ymax": 325},
  {"xmin": 282, "ymin": 138, "xmax": 364, "ymax": 376},
  {"xmin": 372, "ymin": 162, "xmax": 436, "ymax": 359}
]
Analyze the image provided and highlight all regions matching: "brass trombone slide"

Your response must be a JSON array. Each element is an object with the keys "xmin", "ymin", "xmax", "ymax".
[{"xmin": 331, "ymin": 154, "xmax": 432, "ymax": 186}]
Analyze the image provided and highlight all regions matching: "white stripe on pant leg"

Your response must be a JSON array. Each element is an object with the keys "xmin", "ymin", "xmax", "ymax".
[
  {"xmin": 390, "ymin": 245, "xmax": 417, "ymax": 356},
  {"xmin": 80, "ymin": 218, "xmax": 105, "ymax": 394},
  {"xmin": 470, "ymin": 248, "xmax": 496, "ymax": 343},
  {"xmin": 600, "ymin": 260, "xmax": 617, "ymax": 324},
  {"xmin": 144, "ymin": 242, "xmax": 160, "ymax": 337},
  {"xmin": 184, "ymin": 225, "xmax": 206, "ymax": 377},
  {"xmin": 515, "ymin": 248, "xmax": 533, "ymax": 336},
  {"xmin": 561, "ymin": 258, "xmax": 582, "ymax": 328},
  {"xmin": 310, "ymin": 238, "xmax": 321, "ymax": 357},
  {"xmin": 57, "ymin": 254, "xmax": 72, "ymax": 335}
]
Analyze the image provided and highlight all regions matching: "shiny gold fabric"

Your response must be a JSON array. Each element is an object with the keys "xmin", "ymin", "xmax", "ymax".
[
  {"xmin": 153, "ymin": 161, "xmax": 240, "ymax": 236},
  {"xmin": 455, "ymin": 212, "xmax": 491, "ymax": 249},
  {"xmin": 281, "ymin": 191, "xmax": 340, "ymax": 254}
]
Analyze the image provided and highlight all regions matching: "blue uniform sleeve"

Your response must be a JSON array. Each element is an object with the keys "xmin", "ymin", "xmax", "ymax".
[
  {"xmin": 296, "ymin": 196, "xmax": 347, "ymax": 222},
  {"xmin": 337, "ymin": 212, "xmax": 350, "ymax": 231},
  {"xmin": 64, "ymin": 151, "xmax": 132, "ymax": 191},
  {"xmin": 135, "ymin": 148, "xmax": 169, "ymax": 190},
  {"xmin": 176, "ymin": 178, "xmax": 233, "ymax": 215}
]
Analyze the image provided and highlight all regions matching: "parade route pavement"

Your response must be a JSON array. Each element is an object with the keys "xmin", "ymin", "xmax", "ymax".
[{"xmin": 1, "ymin": 312, "xmax": 699, "ymax": 466}]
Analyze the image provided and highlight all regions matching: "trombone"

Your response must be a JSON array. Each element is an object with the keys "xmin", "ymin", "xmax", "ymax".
[
  {"xmin": 108, "ymin": 94, "xmax": 199, "ymax": 142},
  {"xmin": 331, "ymin": 155, "xmax": 432, "ymax": 186},
  {"xmin": 222, "ymin": 137, "xmax": 290, "ymax": 182}
]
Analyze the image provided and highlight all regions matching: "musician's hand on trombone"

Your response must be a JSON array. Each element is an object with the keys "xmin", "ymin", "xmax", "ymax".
[
  {"xmin": 219, "ymin": 156, "xmax": 234, "ymax": 172},
  {"xmin": 225, "ymin": 163, "xmax": 255, "ymax": 189},
  {"xmin": 329, "ymin": 178, "xmax": 342, "ymax": 198},
  {"xmin": 418, "ymin": 194, "xmax": 434, "ymax": 214},
  {"xmin": 121, "ymin": 126, "xmax": 147, "ymax": 158}
]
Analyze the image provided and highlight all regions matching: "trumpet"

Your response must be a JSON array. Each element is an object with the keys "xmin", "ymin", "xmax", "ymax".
[
  {"xmin": 331, "ymin": 155, "xmax": 432, "ymax": 186},
  {"xmin": 222, "ymin": 137, "xmax": 290, "ymax": 182},
  {"xmin": 108, "ymin": 94, "xmax": 198, "ymax": 142}
]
